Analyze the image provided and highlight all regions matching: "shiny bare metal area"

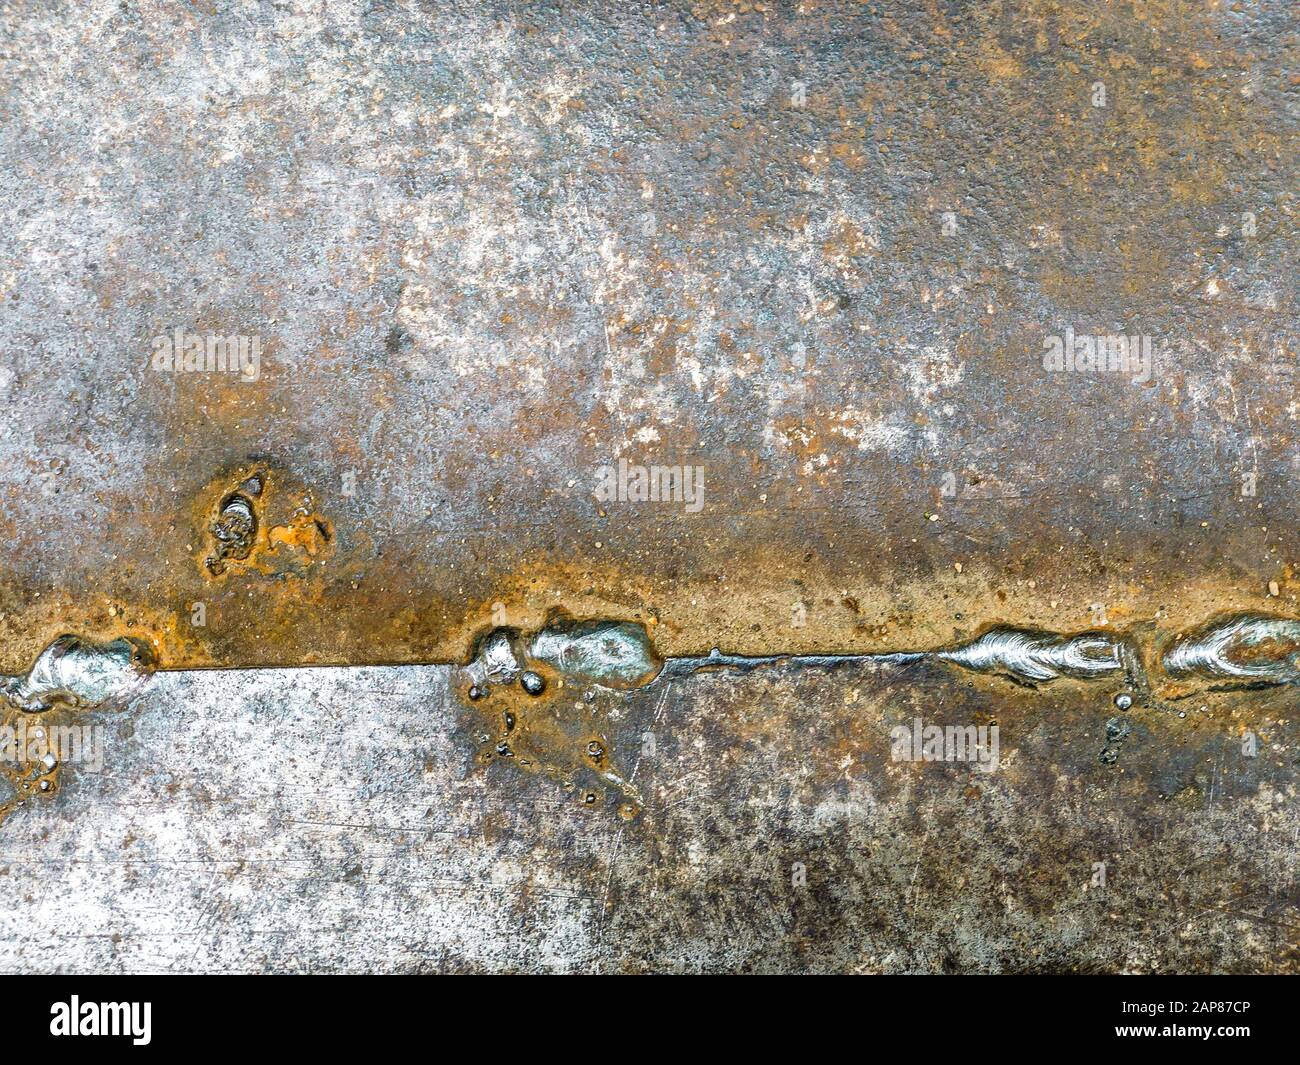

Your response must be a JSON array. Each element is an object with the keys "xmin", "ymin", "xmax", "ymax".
[{"xmin": 0, "ymin": 1, "xmax": 1296, "ymax": 973}]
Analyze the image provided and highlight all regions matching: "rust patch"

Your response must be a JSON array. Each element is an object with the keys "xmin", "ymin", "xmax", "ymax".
[{"xmin": 195, "ymin": 464, "xmax": 335, "ymax": 581}]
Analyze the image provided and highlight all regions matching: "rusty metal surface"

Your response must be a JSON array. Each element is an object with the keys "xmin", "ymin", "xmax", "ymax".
[
  {"xmin": 1, "ymin": 0, "xmax": 1296, "ymax": 669},
  {"xmin": 0, "ymin": 0, "xmax": 1297, "ymax": 973}
]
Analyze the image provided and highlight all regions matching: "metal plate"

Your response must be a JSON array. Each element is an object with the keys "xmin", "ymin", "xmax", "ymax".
[
  {"xmin": 0, "ymin": 1, "xmax": 1296, "ymax": 974},
  {"xmin": 2, "ymin": 661, "xmax": 1296, "ymax": 973},
  {"xmin": 0, "ymin": 0, "xmax": 1295, "ymax": 670}
]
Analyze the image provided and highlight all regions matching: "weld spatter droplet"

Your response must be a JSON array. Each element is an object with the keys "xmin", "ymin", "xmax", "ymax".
[
  {"xmin": 2, "ymin": 634, "xmax": 155, "ymax": 714},
  {"xmin": 1163, "ymin": 614, "xmax": 1300, "ymax": 684}
]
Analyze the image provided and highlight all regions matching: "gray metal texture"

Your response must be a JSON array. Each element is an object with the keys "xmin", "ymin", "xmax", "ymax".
[
  {"xmin": 2, "ymin": 661, "xmax": 1296, "ymax": 973},
  {"xmin": 0, "ymin": 0, "xmax": 1296, "ymax": 973}
]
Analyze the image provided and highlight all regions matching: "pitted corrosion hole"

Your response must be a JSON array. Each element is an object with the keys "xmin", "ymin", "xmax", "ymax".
[
  {"xmin": 199, "ymin": 466, "xmax": 333, "ymax": 580},
  {"xmin": 205, "ymin": 472, "xmax": 264, "ymax": 575}
]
